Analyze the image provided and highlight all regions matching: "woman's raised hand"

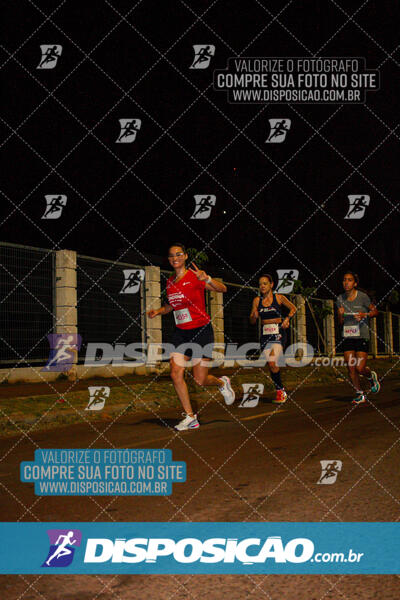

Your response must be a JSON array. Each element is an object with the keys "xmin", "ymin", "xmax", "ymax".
[{"xmin": 189, "ymin": 262, "xmax": 208, "ymax": 281}]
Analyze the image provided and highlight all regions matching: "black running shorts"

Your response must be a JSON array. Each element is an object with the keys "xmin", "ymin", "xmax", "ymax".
[
  {"xmin": 341, "ymin": 338, "xmax": 369, "ymax": 353},
  {"xmin": 171, "ymin": 323, "xmax": 214, "ymax": 359}
]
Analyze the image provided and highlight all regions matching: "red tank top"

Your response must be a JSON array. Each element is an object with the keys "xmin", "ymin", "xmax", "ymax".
[{"xmin": 166, "ymin": 270, "xmax": 211, "ymax": 330}]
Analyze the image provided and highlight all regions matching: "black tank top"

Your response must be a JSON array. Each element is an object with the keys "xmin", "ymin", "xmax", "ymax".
[{"xmin": 258, "ymin": 294, "xmax": 282, "ymax": 320}]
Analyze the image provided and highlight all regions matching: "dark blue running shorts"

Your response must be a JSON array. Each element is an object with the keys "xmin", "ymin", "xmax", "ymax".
[{"xmin": 171, "ymin": 322, "xmax": 214, "ymax": 359}]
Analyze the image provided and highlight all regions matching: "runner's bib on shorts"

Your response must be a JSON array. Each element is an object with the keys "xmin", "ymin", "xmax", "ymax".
[
  {"xmin": 343, "ymin": 324, "xmax": 360, "ymax": 337},
  {"xmin": 262, "ymin": 323, "xmax": 279, "ymax": 335},
  {"xmin": 174, "ymin": 308, "xmax": 192, "ymax": 326}
]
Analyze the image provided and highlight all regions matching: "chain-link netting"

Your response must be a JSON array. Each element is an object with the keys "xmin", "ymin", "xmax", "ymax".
[
  {"xmin": 0, "ymin": 242, "xmax": 54, "ymax": 366},
  {"xmin": 76, "ymin": 255, "xmax": 144, "ymax": 361}
]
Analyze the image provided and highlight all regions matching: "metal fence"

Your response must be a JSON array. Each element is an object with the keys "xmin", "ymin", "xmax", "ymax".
[
  {"xmin": 376, "ymin": 311, "xmax": 386, "ymax": 355},
  {"xmin": 305, "ymin": 298, "xmax": 327, "ymax": 356},
  {"xmin": 1, "ymin": 242, "xmax": 399, "ymax": 370},
  {"xmin": 223, "ymin": 283, "xmax": 398, "ymax": 359},
  {"xmin": 76, "ymin": 255, "xmax": 144, "ymax": 361},
  {"xmin": 223, "ymin": 283, "xmax": 260, "ymax": 349},
  {"xmin": 160, "ymin": 269, "xmax": 176, "ymax": 349},
  {"xmin": 0, "ymin": 242, "xmax": 54, "ymax": 365},
  {"xmin": 393, "ymin": 314, "xmax": 400, "ymax": 354}
]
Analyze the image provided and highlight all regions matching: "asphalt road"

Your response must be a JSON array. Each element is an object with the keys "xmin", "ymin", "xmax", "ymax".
[{"xmin": 1, "ymin": 380, "xmax": 399, "ymax": 599}]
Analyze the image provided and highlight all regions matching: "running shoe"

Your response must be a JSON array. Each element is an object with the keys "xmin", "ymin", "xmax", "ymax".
[
  {"xmin": 369, "ymin": 371, "xmax": 380, "ymax": 394},
  {"xmin": 219, "ymin": 376, "xmax": 235, "ymax": 405},
  {"xmin": 174, "ymin": 413, "xmax": 200, "ymax": 431},
  {"xmin": 351, "ymin": 392, "xmax": 366, "ymax": 405},
  {"xmin": 273, "ymin": 389, "xmax": 287, "ymax": 404}
]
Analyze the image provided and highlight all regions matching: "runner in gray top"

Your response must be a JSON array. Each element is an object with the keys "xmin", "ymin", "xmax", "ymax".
[
  {"xmin": 336, "ymin": 271, "xmax": 380, "ymax": 405},
  {"xmin": 336, "ymin": 289, "xmax": 371, "ymax": 340}
]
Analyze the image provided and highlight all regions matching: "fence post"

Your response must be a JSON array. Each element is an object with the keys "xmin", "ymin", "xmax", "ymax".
[
  {"xmin": 384, "ymin": 311, "xmax": 394, "ymax": 357},
  {"xmin": 209, "ymin": 278, "xmax": 225, "ymax": 360},
  {"xmin": 323, "ymin": 299, "xmax": 335, "ymax": 356},
  {"xmin": 370, "ymin": 318, "xmax": 378, "ymax": 358},
  {"xmin": 54, "ymin": 250, "xmax": 78, "ymax": 379},
  {"xmin": 294, "ymin": 294, "xmax": 307, "ymax": 346},
  {"xmin": 144, "ymin": 266, "xmax": 162, "ymax": 366}
]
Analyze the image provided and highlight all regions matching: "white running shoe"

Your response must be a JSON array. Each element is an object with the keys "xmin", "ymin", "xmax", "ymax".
[
  {"xmin": 219, "ymin": 376, "xmax": 235, "ymax": 406},
  {"xmin": 174, "ymin": 413, "xmax": 200, "ymax": 431}
]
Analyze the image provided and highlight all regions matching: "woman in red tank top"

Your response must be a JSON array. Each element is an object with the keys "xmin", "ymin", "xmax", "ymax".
[{"xmin": 147, "ymin": 243, "xmax": 235, "ymax": 430}]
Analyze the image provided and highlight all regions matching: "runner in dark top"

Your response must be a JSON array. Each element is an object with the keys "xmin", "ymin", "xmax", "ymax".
[{"xmin": 250, "ymin": 274, "xmax": 296, "ymax": 403}]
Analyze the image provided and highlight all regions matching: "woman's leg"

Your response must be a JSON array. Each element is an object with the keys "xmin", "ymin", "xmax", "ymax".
[
  {"xmin": 355, "ymin": 352, "xmax": 370, "ymax": 379},
  {"xmin": 355, "ymin": 351, "xmax": 380, "ymax": 393},
  {"xmin": 265, "ymin": 344, "xmax": 284, "ymax": 389},
  {"xmin": 170, "ymin": 354, "xmax": 194, "ymax": 416},
  {"xmin": 192, "ymin": 358, "xmax": 223, "ymax": 387},
  {"xmin": 344, "ymin": 350, "xmax": 361, "ymax": 390}
]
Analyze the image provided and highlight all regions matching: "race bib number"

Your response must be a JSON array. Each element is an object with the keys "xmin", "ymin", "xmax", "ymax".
[
  {"xmin": 263, "ymin": 323, "xmax": 279, "ymax": 335},
  {"xmin": 344, "ymin": 324, "xmax": 360, "ymax": 337},
  {"xmin": 174, "ymin": 308, "xmax": 192, "ymax": 325}
]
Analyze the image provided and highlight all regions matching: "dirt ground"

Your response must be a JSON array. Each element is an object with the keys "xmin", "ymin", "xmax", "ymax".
[
  {"xmin": 0, "ymin": 359, "xmax": 397, "ymax": 436},
  {"xmin": 0, "ymin": 372, "xmax": 399, "ymax": 598},
  {"xmin": 2, "ymin": 359, "xmax": 394, "ymax": 400}
]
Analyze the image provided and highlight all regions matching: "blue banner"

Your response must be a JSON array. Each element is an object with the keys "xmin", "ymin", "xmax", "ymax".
[
  {"xmin": 0, "ymin": 522, "xmax": 399, "ymax": 574},
  {"xmin": 20, "ymin": 449, "xmax": 186, "ymax": 496}
]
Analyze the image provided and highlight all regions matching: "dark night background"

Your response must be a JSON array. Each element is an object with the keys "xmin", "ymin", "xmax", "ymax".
[{"xmin": 1, "ymin": 0, "xmax": 399, "ymax": 303}]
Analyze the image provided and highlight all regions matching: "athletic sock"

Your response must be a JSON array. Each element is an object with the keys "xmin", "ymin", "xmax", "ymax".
[{"xmin": 270, "ymin": 370, "xmax": 283, "ymax": 390}]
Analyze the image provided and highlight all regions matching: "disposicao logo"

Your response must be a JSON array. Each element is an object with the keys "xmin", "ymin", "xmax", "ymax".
[
  {"xmin": 83, "ymin": 536, "xmax": 314, "ymax": 564},
  {"xmin": 42, "ymin": 529, "xmax": 82, "ymax": 567},
  {"xmin": 42, "ymin": 334, "xmax": 82, "ymax": 372}
]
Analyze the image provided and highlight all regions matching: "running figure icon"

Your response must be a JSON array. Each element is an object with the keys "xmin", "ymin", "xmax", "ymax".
[
  {"xmin": 275, "ymin": 269, "xmax": 299, "ymax": 293},
  {"xmin": 266, "ymin": 119, "xmax": 291, "ymax": 143},
  {"xmin": 118, "ymin": 120, "xmax": 139, "ymax": 141},
  {"xmin": 37, "ymin": 45, "xmax": 62, "ymax": 69},
  {"xmin": 86, "ymin": 386, "xmax": 110, "ymax": 411},
  {"xmin": 317, "ymin": 460, "xmax": 343, "ymax": 484},
  {"xmin": 42, "ymin": 334, "xmax": 82, "ymax": 372},
  {"xmin": 42, "ymin": 195, "xmax": 67, "ymax": 219},
  {"xmin": 45, "ymin": 531, "xmax": 77, "ymax": 566},
  {"xmin": 46, "ymin": 336, "xmax": 74, "ymax": 368},
  {"xmin": 245, "ymin": 384, "xmax": 259, "ymax": 402},
  {"xmin": 120, "ymin": 269, "xmax": 144, "ymax": 293},
  {"xmin": 345, "ymin": 195, "xmax": 370, "ymax": 219},
  {"xmin": 116, "ymin": 119, "xmax": 142, "ymax": 143},
  {"xmin": 190, "ymin": 45, "xmax": 215, "ymax": 69},
  {"xmin": 191, "ymin": 195, "xmax": 216, "ymax": 219},
  {"xmin": 239, "ymin": 383, "xmax": 264, "ymax": 408}
]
